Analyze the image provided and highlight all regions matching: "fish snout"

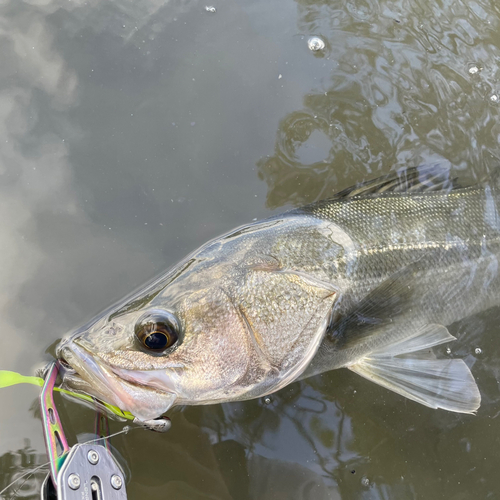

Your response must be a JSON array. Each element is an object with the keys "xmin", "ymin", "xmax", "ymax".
[{"xmin": 57, "ymin": 340, "xmax": 178, "ymax": 420}]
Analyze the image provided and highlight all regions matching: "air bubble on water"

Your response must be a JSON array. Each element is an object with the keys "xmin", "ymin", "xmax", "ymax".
[
  {"xmin": 264, "ymin": 397, "xmax": 272, "ymax": 405},
  {"xmin": 307, "ymin": 36, "xmax": 325, "ymax": 52},
  {"xmin": 468, "ymin": 65, "xmax": 479, "ymax": 75},
  {"xmin": 361, "ymin": 477, "xmax": 370, "ymax": 487},
  {"xmin": 475, "ymin": 347, "xmax": 482, "ymax": 354},
  {"xmin": 446, "ymin": 347, "xmax": 451, "ymax": 354},
  {"xmin": 205, "ymin": 5, "xmax": 216, "ymax": 13},
  {"xmin": 489, "ymin": 93, "xmax": 499, "ymax": 103}
]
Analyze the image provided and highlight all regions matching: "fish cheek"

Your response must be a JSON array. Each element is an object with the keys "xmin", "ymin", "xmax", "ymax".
[
  {"xmin": 236, "ymin": 270, "xmax": 336, "ymax": 378},
  {"xmin": 172, "ymin": 289, "xmax": 254, "ymax": 402}
]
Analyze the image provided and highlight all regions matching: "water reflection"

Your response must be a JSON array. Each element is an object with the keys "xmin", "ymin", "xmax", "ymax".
[
  {"xmin": 1, "ymin": 0, "xmax": 500, "ymax": 498},
  {"xmin": 111, "ymin": 411, "xmax": 341, "ymax": 500},
  {"xmin": 0, "ymin": 441, "xmax": 47, "ymax": 499},
  {"xmin": 185, "ymin": 351, "xmax": 500, "ymax": 498},
  {"xmin": 0, "ymin": 0, "xmax": 181, "ymax": 456},
  {"xmin": 259, "ymin": 0, "xmax": 500, "ymax": 209}
]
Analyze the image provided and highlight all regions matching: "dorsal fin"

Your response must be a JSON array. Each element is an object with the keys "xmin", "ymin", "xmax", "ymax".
[{"xmin": 332, "ymin": 165, "xmax": 462, "ymax": 200}]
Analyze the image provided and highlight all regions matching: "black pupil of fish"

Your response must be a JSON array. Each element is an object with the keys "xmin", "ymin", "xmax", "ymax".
[
  {"xmin": 135, "ymin": 312, "xmax": 180, "ymax": 351},
  {"xmin": 144, "ymin": 331, "xmax": 169, "ymax": 349}
]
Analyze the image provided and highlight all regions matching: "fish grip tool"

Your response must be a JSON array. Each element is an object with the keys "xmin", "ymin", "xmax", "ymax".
[{"xmin": 40, "ymin": 362, "xmax": 128, "ymax": 500}]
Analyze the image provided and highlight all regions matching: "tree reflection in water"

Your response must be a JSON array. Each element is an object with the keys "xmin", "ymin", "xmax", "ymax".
[
  {"xmin": 258, "ymin": 0, "xmax": 500, "ymax": 209},
  {"xmin": 0, "ymin": 442, "xmax": 48, "ymax": 500}
]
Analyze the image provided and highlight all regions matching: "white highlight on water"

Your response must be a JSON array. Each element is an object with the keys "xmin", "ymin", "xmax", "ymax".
[{"xmin": 307, "ymin": 36, "xmax": 325, "ymax": 52}]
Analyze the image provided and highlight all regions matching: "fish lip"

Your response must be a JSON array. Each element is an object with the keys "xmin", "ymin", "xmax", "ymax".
[
  {"xmin": 58, "ymin": 342, "xmax": 124, "ymax": 402},
  {"xmin": 57, "ymin": 341, "xmax": 178, "ymax": 420},
  {"xmin": 109, "ymin": 365, "xmax": 182, "ymax": 395},
  {"xmin": 58, "ymin": 356, "xmax": 77, "ymax": 375}
]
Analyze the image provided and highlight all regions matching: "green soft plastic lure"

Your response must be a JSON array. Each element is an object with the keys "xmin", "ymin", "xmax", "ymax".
[{"xmin": 0, "ymin": 369, "xmax": 135, "ymax": 421}]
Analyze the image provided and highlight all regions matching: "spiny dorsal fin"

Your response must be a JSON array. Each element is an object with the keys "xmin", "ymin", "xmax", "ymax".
[{"xmin": 332, "ymin": 165, "xmax": 462, "ymax": 200}]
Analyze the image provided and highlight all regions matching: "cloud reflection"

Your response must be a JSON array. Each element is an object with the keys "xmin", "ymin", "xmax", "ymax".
[
  {"xmin": 0, "ymin": 6, "xmax": 79, "ymax": 365},
  {"xmin": 0, "ymin": 0, "xmax": 169, "ymax": 453}
]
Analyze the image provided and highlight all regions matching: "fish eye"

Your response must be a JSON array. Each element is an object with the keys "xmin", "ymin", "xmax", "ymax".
[{"xmin": 135, "ymin": 310, "xmax": 180, "ymax": 352}]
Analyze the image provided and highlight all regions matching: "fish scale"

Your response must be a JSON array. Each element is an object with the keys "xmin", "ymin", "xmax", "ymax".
[{"xmin": 299, "ymin": 184, "xmax": 500, "ymax": 379}]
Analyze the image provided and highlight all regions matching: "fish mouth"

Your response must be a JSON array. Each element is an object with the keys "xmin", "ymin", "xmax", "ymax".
[{"xmin": 57, "ymin": 342, "xmax": 177, "ymax": 421}]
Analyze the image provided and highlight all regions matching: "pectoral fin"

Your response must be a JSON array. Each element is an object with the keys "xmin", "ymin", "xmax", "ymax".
[
  {"xmin": 331, "ymin": 262, "xmax": 421, "ymax": 349},
  {"xmin": 348, "ymin": 324, "xmax": 481, "ymax": 414}
]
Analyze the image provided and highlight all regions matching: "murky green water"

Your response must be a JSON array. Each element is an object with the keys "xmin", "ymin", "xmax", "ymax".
[{"xmin": 1, "ymin": 0, "xmax": 500, "ymax": 498}]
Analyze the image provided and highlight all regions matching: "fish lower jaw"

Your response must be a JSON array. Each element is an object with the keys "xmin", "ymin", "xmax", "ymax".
[{"xmin": 58, "ymin": 343, "xmax": 177, "ymax": 421}]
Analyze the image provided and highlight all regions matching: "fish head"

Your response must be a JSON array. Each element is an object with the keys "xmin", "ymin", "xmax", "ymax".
[{"xmin": 57, "ymin": 218, "xmax": 339, "ymax": 421}]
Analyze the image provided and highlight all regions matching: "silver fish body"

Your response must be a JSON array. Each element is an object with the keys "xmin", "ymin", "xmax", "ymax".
[
  {"xmin": 302, "ymin": 180, "xmax": 500, "ymax": 375},
  {"xmin": 57, "ymin": 168, "xmax": 494, "ymax": 420}
]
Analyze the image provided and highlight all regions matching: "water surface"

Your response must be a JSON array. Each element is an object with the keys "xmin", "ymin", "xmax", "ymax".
[{"xmin": 1, "ymin": 0, "xmax": 500, "ymax": 498}]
